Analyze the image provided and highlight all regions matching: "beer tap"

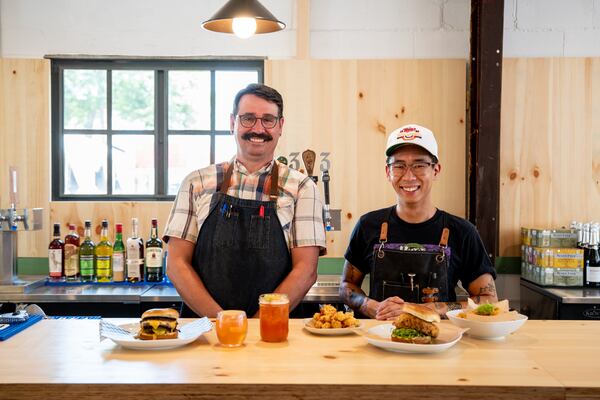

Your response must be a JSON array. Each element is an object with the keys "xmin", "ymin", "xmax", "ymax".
[
  {"xmin": 322, "ymin": 169, "xmax": 332, "ymax": 231},
  {"xmin": 0, "ymin": 167, "xmax": 44, "ymax": 291}
]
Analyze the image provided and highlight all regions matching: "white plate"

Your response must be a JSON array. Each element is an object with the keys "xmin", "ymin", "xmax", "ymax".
[
  {"xmin": 446, "ymin": 309, "xmax": 528, "ymax": 340},
  {"xmin": 100, "ymin": 318, "xmax": 212, "ymax": 350},
  {"xmin": 363, "ymin": 323, "xmax": 466, "ymax": 353},
  {"xmin": 303, "ymin": 318, "xmax": 362, "ymax": 336}
]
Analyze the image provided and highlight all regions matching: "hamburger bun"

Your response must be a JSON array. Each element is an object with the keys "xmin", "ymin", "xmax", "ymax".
[
  {"xmin": 141, "ymin": 307, "xmax": 180, "ymax": 320},
  {"xmin": 391, "ymin": 335, "xmax": 432, "ymax": 344},
  {"xmin": 401, "ymin": 303, "xmax": 441, "ymax": 324}
]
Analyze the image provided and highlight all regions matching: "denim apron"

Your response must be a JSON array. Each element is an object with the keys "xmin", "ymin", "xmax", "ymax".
[
  {"xmin": 182, "ymin": 162, "xmax": 291, "ymax": 317},
  {"xmin": 370, "ymin": 208, "xmax": 451, "ymax": 303}
]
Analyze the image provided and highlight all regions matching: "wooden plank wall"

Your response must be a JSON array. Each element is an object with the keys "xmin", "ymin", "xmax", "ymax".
[
  {"xmin": 0, "ymin": 59, "xmax": 50, "ymax": 257},
  {"xmin": 2, "ymin": 58, "xmax": 466, "ymax": 258},
  {"xmin": 266, "ymin": 59, "xmax": 467, "ymax": 256},
  {"xmin": 500, "ymin": 58, "xmax": 600, "ymax": 257}
]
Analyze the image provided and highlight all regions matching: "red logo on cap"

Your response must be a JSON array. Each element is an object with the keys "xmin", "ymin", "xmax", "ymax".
[{"xmin": 397, "ymin": 127, "xmax": 421, "ymax": 141}]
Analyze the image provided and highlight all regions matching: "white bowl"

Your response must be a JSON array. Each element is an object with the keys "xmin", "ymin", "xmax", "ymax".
[{"xmin": 446, "ymin": 309, "xmax": 528, "ymax": 340}]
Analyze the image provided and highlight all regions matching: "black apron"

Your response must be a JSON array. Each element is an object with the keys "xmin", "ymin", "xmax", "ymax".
[
  {"xmin": 370, "ymin": 208, "xmax": 451, "ymax": 303},
  {"xmin": 181, "ymin": 162, "xmax": 292, "ymax": 317}
]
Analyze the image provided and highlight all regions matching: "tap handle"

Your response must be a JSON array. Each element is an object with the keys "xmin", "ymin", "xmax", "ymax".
[
  {"xmin": 9, "ymin": 166, "xmax": 18, "ymax": 208},
  {"xmin": 322, "ymin": 170, "xmax": 331, "ymax": 205},
  {"xmin": 301, "ymin": 150, "xmax": 316, "ymax": 178}
]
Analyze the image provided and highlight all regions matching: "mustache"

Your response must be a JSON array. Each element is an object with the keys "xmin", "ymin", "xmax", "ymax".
[{"xmin": 241, "ymin": 132, "xmax": 273, "ymax": 142}]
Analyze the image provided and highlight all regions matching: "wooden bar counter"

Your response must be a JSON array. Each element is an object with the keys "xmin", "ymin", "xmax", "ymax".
[{"xmin": 1, "ymin": 318, "xmax": 599, "ymax": 400}]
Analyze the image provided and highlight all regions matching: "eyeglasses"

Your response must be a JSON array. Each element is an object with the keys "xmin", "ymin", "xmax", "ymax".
[
  {"xmin": 238, "ymin": 113, "xmax": 280, "ymax": 129},
  {"xmin": 388, "ymin": 161, "xmax": 435, "ymax": 176}
]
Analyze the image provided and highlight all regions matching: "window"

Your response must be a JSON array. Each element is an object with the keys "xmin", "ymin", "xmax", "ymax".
[{"xmin": 51, "ymin": 59, "xmax": 263, "ymax": 200}]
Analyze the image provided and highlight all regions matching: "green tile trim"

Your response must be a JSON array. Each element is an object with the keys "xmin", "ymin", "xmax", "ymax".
[
  {"xmin": 317, "ymin": 258, "xmax": 345, "ymax": 275},
  {"xmin": 17, "ymin": 257, "xmax": 49, "ymax": 275},
  {"xmin": 17, "ymin": 256, "xmax": 519, "ymax": 277},
  {"xmin": 495, "ymin": 256, "xmax": 521, "ymax": 274}
]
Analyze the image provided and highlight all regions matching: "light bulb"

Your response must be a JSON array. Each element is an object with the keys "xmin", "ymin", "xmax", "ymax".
[{"xmin": 232, "ymin": 17, "xmax": 257, "ymax": 39}]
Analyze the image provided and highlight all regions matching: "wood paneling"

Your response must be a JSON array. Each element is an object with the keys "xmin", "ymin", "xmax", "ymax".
[
  {"xmin": 500, "ymin": 58, "xmax": 600, "ymax": 257},
  {"xmin": 0, "ymin": 59, "xmax": 50, "ymax": 257},
  {"xmin": 266, "ymin": 60, "xmax": 359, "ymax": 256},
  {"xmin": 267, "ymin": 59, "xmax": 467, "ymax": 256}
]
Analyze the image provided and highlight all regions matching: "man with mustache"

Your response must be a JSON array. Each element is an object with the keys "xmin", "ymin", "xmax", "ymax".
[
  {"xmin": 340, "ymin": 124, "xmax": 497, "ymax": 320},
  {"xmin": 164, "ymin": 84, "xmax": 326, "ymax": 318}
]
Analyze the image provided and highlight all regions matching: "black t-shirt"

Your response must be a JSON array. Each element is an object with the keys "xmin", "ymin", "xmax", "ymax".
[{"xmin": 344, "ymin": 206, "xmax": 496, "ymax": 296}]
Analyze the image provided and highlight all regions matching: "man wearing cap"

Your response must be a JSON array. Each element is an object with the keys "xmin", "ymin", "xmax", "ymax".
[{"xmin": 340, "ymin": 124, "xmax": 497, "ymax": 319}]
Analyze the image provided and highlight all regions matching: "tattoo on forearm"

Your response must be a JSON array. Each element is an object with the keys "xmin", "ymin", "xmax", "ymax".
[
  {"xmin": 359, "ymin": 297, "xmax": 369, "ymax": 314},
  {"xmin": 447, "ymin": 302, "xmax": 462, "ymax": 311},
  {"xmin": 343, "ymin": 286, "xmax": 367, "ymax": 311},
  {"xmin": 477, "ymin": 280, "xmax": 497, "ymax": 297},
  {"xmin": 340, "ymin": 263, "xmax": 368, "ymax": 312}
]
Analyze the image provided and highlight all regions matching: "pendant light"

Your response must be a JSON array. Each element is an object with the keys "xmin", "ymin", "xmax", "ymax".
[{"xmin": 202, "ymin": 0, "xmax": 286, "ymax": 39}]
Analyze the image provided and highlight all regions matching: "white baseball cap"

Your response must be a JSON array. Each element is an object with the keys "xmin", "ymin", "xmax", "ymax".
[{"xmin": 385, "ymin": 124, "xmax": 438, "ymax": 161}]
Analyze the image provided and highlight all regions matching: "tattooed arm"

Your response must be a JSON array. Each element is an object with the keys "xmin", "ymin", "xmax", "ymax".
[
  {"xmin": 467, "ymin": 273, "xmax": 498, "ymax": 304},
  {"xmin": 339, "ymin": 260, "xmax": 379, "ymax": 318}
]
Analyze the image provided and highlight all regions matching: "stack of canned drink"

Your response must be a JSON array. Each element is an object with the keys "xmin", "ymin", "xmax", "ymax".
[{"xmin": 520, "ymin": 226, "xmax": 582, "ymax": 286}]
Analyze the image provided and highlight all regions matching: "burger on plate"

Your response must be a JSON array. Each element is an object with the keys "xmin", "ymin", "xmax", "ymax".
[
  {"xmin": 137, "ymin": 308, "xmax": 179, "ymax": 340},
  {"xmin": 391, "ymin": 303, "xmax": 440, "ymax": 344}
]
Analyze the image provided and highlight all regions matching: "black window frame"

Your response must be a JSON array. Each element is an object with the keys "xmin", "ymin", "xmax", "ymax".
[{"xmin": 51, "ymin": 58, "xmax": 264, "ymax": 201}]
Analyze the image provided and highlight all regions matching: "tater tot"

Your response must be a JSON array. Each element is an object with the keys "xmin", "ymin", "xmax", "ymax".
[
  {"xmin": 308, "ymin": 304, "xmax": 360, "ymax": 329},
  {"xmin": 334, "ymin": 311, "xmax": 346, "ymax": 321}
]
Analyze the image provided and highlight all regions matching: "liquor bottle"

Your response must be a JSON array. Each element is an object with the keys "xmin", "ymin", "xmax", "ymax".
[
  {"xmin": 64, "ymin": 223, "xmax": 80, "ymax": 281},
  {"xmin": 585, "ymin": 223, "xmax": 600, "ymax": 287},
  {"xmin": 112, "ymin": 223, "xmax": 125, "ymax": 282},
  {"xmin": 145, "ymin": 218, "xmax": 164, "ymax": 282},
  {"xmin": 95, "ymin": 219, "xmax": 113, "ymax": 282},
  {"xmin": 48, "ymin": 223, "xmax": 64, "ymax": 281},
  {"xmin": 575, "ymin": 221, "xmax": 583, "ymax": 248},
  {"xmin": 79, "ymin": 220, "xmax": 96, "ymax": 282},
  {"xmin": 582, "ymin": 222, "xmax": 591, "ymax": 284},
  {"xmin": 126, "ymin": 218, "xmax": 144, "ymax": 283}
]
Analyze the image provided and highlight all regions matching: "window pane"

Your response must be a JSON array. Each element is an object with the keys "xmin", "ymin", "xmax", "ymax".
[
  {"xmin": 112, "ymin": 135, "xmax": 155, "ymax": 195},
  {"xmin": 215, "ymin": 135, "xmax": 236, "ymax": 164},
  {"xmin": 168, "ymin": 135, "xmax": 211, "ymax": 195},
  {"xmin": 64, "ymin": 69, "xmax": 107, "ymax": 129},
  {"xmin": 215, "ymin": 71, "xmax": 259, "ymax": 130},
  {"xmin": 168, "ymin": 71, "xmax": 211, "ymax": 130},
  {"xmin": 112, "ymin": 71, "xmax": 154, "ymax": 130},
  {"xmin": 64, "ymin": 134, "xmax": 107, "ymax": 194}
]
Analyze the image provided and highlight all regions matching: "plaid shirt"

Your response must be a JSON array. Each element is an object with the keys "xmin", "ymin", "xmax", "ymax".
[{"xmin": 163, "ymin": 158, "xmax": 327, "ymax": 253}]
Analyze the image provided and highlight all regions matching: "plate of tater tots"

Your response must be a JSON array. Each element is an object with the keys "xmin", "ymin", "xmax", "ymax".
[{"xmin": 303, "ymin": 304, "xmax": 362, "ymax": 335}]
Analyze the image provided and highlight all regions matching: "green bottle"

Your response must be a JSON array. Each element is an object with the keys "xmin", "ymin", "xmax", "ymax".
[
  {"xmin": 145, "ymin": 218, "xmax": 163, "ymax": 282},
  {"xmin": 95, "ymin": 219, "xmax": 113, "ymax": 282},
  {"xmin": 112, "ymin": 223, "xmax": 125, "ymax": 282},
  {"xmin": 79, "ymin": 220, "xmax": 96, "ymax": 282}
]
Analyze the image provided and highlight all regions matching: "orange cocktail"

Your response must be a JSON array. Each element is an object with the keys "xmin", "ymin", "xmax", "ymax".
[
  {"xmin": 259, "ymin": 293, "xmax": 289, "ymax": 342},
  {"xmin": 216, "ymin": 310, "xmax": 247, "ymax": 347}
]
